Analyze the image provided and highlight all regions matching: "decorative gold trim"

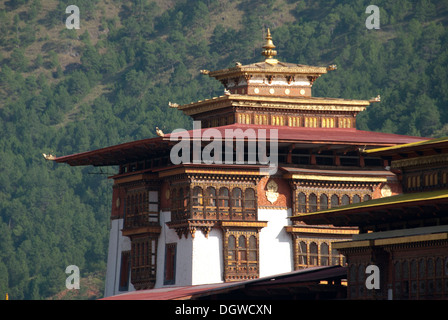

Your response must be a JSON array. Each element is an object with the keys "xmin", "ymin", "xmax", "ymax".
[
  {"xmin": 333, "ymin": 232, "xmax": 448, "ymax": 249},
  {"xmin": 258, "ymin": 206, "xmax": 288, "ymax": 210},
  {"xmin": 332, "ymin": 240, "xmax": 372, "ymax": 249},
  {"xmin": 208, "ymin": 65, "xmax": 329, "ymax": 79},
  {"xmin": 286, "ymin": 174, "xmax": 387, "ymax": 182},
  {"xmin": 176, "ymin": 94, "xmax": 370, "ymax": 116},
  {"xmin": 158, "ymin": 167, "xmax": 267, "ymax": 178},
  {"xmin": 122, "ymin": 226, "xmax": 162, "ymax": 237},
  {"xmin": 261, "ymin": 28, "xmax": 277, "ymax": 60},
  {"xmin": 220, "ymin": 221, "xmax": 268, "ymax": 228},
  {"xmin": 391, "ymin": 154, "xmax": 448, "ymax": 169},
  {"xmin": 374, "ymin": 232, "xmax": 448, "ymax": 246},
  {"xmin": 285, "ymin": 226, "xmax": 358, "ymax": 235}
]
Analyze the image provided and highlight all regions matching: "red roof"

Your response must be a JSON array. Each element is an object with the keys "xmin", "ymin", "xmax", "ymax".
[
  {"xmin": 100, "ymin": 282, "xmax": 245, "ymax": 300},
  {"xmin": 54, "ymin": 124, "xmax": 426, "ymax": 167},
  {"xmin": 100, "ymin": 266, "xmax": 347, "ymax": 300}
]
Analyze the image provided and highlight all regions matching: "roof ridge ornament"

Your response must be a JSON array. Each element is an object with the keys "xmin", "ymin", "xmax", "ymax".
[{"xmin": 261, "ymin": 28, "xmax": 278, "ymax": 64}]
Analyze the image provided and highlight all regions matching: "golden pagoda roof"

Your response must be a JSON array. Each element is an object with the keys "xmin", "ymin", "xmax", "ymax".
[
  {"xmin": 172, "ymin": 93, "xmax": 371, "ymax": 116},
  {"xmin": 207, "ymin": 61, "xmax": 331, "ymax": 80},
  {"xmin": 204, "ymin": 28, "xmax": 335, "ymax": 80}
]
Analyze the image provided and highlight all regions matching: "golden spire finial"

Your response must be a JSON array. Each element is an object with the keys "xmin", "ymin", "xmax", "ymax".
[{"xmin": 261, "ymin": 28, "xmax": 277, "ymax": 61}]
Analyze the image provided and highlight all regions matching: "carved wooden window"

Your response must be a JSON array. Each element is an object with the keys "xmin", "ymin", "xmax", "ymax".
[
  {"xmin": 131, "ymin": 235, "xmax": 157, "ymax": 290},
  {"xmin": 238, "ymin": 235, "xmax": 247, "ymax": 262},
  {"xmin": 119, "ymin": 251, "xmax": 130, "ymax": 291},
  {"xmin": 219, "ymin": 187, "xmax": 229, "ymax": 207},
  {"xmin": 192, "ymin": 186, "xmax": 203, "ymax": 217},
  {"xmin": 348, "ymin": 263, "xmax": 366, "ymax": 299},
  {"xmin": 309, "ymin": 242, "xmax": 318, "ymax": 266},
  {"xmin": 320, "ymin": 243, "xmax": 329, "ymax": 266},
  {"xmin": 271, "ymin": 115, "xmax": 285, "ymax": 126},
  {"xmin": 171, "ymin": 188, "xmax": 187, "ymax": 221},
  {"xmin": 244, "ymin": 188, "xmax": 256, "ymax": 218},
  {"xmin": 298, "ymin": 241, "xmax": 307, "ymax": 266},
  {"xmin": 164, "ymin": 243, "xmax": 176, "ymax": 285},
  {"xmin": 339, "ymin": 118, "xmax": 351, "ymax": 128},
  {"xmin": 248, "ymin": 236, "xmax": 257, "ymax": 265},
  {"xmin": 436, "ymin": 257, "xmax": 444, "ymax": 295},
  {"xmin": 231, "ymin": 188, "xmax": 242, "ymax": 219},
  {"xmin": 419, "ymin": 259, "xmax": 426, "ymax": 295},
  {"xmin": 331, "ymin": 247, "xmax": 340, "ymax": 265},
  {"xmin": 204, "ymin": 187, "xmax": 217, "ymax": 219},
  {"xmin": 391, "ymin": 257, "xmax": 448, "ymax": 300},
  {"xmin": 238, "ymin": 114, "xmax": 251, "ymax": 124},
  {"xmin": 231, "ymin": 188, "xmax": 242, "ymax": 207},
  {"xmin": 410, "ymin": 259, "xmax": 418, "ymax": 297},
  {"xmin": 185, "ymin": 185, "xmax": 257, "ymax": 222},
  {"xmin": 322, "ymin": 118, "xmax": 335, "ymax": 128},
  {"xmin": 178, "ymin": 188, "xmax": 184, "ymax": 211},
  {"xmin": 218, "ymin": 187, "xmax": 230, "ymax": 218},
  {"xmin": 225, "ymin": 231, "xmax": 259, "ymax": 281},
  {"xmin": 298, "ymin": 192, "xmax": 306, "ymax": 213},
  {"xmin": 394, "ymin": 261, "xmax": 402, "ymax": 299},
  {"xmin": 305, "ymin": 117, "xmax": 318, "ymax": 128},
  {"xmin": 402, "ymin": 261, "xmax": 409, "ymax": 297},
  {"xmin": 288, "ymin": 116, "xmax": 301, "ymax": 127},
  {"xmin": 295, "ymin": 240, "xmax": 344, "ymax": 270},
  {"xmin": 148, "ymin": 191, "xmax": 159, "ymax": 223},
  {"xmin": 254, "ymin": 114, "xmax": 268, "ymax": 125},
  {"xmin": 205, "ymin": 187, "xmax": 216, "ymax": 206},
  {"xmin": 308, "ymin": 193, "xmax": 318, "ymax": 212},
  {"xmin": 331, "ymin": 194, "xmax": 339, "ymax": 208},
  {"xmin": 424, "ymin": 173, "xmax": 438, "ymax": 187},
  {"xmin": 171, "ymin": 188, "xmax": 177, "ymax": 212},
  {"xmin": 319, "ymin": 194, "xmax": 328, "ymax": 210},
  {"xmin": 192, "ymin": 187, "xmax": 203, "ymax": 205},
  {"xmin": 184, "ymin": 187, "xmax": 190, "ymax": 209},
  {"xmin": 348, "ymin": 264, "xmax": 357, "ymax": 298},
  {"xmin": 125, "ymin": 189, "xmax": 159, "ymax": 228},
  {"xmin": 341, "ymin": 194, "xmax": 350, "ymax": 206},
  {"xmin": 228, "ymin": 235, "xmax": 237, "ymax": 268}
]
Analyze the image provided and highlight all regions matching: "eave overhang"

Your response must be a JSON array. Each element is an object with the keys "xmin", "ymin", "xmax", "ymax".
[{"xmin": 291, "ymin": 189, "xmax": 448, "ymax": 228}]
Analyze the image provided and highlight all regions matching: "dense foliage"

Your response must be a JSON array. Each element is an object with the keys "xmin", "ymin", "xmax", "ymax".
[{"xmin": 0, "ymin": 0, "xmax": 447, "ymax": 299}]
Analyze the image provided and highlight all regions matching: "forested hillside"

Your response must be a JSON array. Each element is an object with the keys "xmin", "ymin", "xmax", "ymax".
[{"xmin": 0, "ymin": 0, "xmax": 447, "ymax": 299}]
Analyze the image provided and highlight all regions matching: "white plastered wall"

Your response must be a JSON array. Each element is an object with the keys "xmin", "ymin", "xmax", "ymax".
[
  {"xmin": 191, "ymin": 228, "xmax": 223, "ymax": 285},
  {"xmin": 156, "ymin": 211, "xmax": 223, "ymax": 287},
  {"xmin": 156, "ymin": 211, "xmax": 194, "ymax": 288},
  {"xmin": 104, "ymin": 218, "xmax": 134, "ymax": 297},
  {"xmin": 258, "ymin": 208, "xmax": 294, "ymax": 277}
]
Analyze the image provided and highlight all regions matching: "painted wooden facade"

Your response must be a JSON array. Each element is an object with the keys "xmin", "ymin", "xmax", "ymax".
[
  {"xmin": 295, "ymin": 138, "xmax": 448, "ymax": 300},
  {"xmin": 54, "ymin": 30, "xmax": 426, "ymax": 298}
]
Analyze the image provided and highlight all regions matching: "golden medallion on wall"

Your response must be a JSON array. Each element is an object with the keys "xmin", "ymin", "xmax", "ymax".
[
  {"xmin": 380, "ymin": 184, "xmax": 392, "ymax": 197},
  {"xmin": 266, "ymin": 180, "xmax": 279, "ymax": 204}
]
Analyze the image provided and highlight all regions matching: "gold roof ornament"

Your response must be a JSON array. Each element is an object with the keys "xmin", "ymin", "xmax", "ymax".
[{"xmin": 261, "ymin": 28, "xmax": 278, "ymax": 64}]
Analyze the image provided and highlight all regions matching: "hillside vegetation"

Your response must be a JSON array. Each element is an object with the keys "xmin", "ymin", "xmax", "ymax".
[{"xmin": 0, "ymin": 0, "xmax": 447, "ymax": 299}]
